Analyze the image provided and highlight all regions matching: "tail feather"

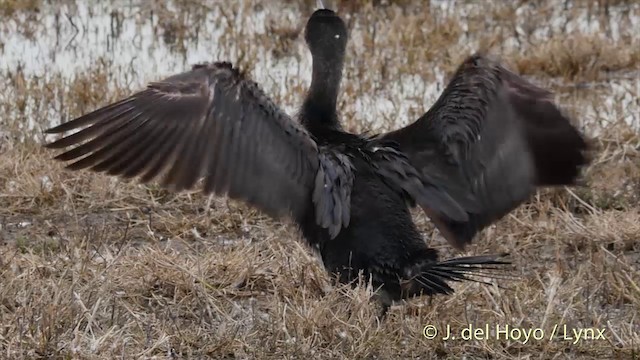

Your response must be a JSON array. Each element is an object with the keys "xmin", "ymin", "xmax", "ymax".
[{"xmin": 411, "ymin": 253, "xmax": 515, "ymax": 296}]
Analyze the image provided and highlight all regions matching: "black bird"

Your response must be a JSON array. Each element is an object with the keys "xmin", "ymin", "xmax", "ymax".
[{"xmin": 42, "ymin": 5, "xmax": 589, "ymax": 314}]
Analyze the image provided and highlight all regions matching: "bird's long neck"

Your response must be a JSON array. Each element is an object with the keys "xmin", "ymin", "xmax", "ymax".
[{"xmin": 301, "ymin": 54, "xmax": 344, "ymax": 135}]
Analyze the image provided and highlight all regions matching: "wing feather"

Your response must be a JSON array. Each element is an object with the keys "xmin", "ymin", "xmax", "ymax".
[
  {"xmin": 44, "ymin": 62, "xmax": 322, "ymax": 224},
  {"xmin": 380, "ymin": 53, "xmax": 591, "ymax": 250},
  {"xmin": 368, "ymin": 143, "xmax": 469, "ymax": 223}
]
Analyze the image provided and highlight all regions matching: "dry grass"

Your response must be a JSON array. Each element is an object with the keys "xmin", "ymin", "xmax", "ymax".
[
  {"xmin": 1, "ymin": 0, "xmax": 639, "ymax": 359},
  {"xmin": 509, "ymin": 33, "xmax": 640, "ymax": 81}
]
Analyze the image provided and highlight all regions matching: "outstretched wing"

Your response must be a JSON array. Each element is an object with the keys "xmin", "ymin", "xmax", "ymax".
[
  {"xmin": 379, "ymin": 54, "xmax": 590, "ymax": 250},
  {"xmin": 44, "ymin": 62, "xmax": 322, "ymax": 226}
]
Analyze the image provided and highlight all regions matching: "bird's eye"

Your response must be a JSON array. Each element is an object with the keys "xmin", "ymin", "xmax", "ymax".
[{"xmin": 334, "ymin": 34, "xmax": 340, "ymax": 39}]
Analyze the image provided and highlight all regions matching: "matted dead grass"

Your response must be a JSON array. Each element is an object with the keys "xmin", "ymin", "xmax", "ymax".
[{"xmin": 1, "ymin": 0, "xmax": 639, "ymax": 359}]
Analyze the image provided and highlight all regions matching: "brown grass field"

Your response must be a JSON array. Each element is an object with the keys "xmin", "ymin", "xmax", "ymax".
[{"xmin": 1, "ymin": 0, "xmax": 639, "ymax": 359}]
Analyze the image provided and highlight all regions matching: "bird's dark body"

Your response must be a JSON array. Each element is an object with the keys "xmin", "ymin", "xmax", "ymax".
[
  {"xmin": 42, "ymin": 5, "xmax": 591, "ymax": 315},
  {"xmin": 296, "ymin": 133, "xmax": 435, "ymax": 305}
]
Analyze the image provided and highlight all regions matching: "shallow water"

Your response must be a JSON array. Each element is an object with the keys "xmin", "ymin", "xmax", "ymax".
[{"xmin": 1, "ymin": 0, "xmax": 639, "ymax": 139}]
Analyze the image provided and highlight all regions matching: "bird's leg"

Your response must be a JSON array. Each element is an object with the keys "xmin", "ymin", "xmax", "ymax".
[
  {"xmin": 377, "ymin": 302, "xmax": 390, "ymax": 320},
  {"xmin": 371, "ymin": 289, "xmax": 393, "ymax": 321},
  {"xmin": 205, "ymin": 193, "xmax": 214, "ymax": 215}
]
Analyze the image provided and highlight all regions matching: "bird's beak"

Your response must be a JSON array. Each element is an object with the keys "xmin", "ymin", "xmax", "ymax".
[{"xmin": 316, "ymin": 0, "xmax": 325, "ymax": 9}]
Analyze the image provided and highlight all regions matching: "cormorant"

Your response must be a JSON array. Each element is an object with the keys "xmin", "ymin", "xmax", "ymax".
[{"xmin": 42, "ymin": 4, "xmax": 590, "ymax": 314}]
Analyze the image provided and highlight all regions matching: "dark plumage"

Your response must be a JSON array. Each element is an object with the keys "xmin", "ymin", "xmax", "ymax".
[
  {"xmin": 379, "ymin": 55, "xmax": 591, "ymax": 250},
  {"xmin": 42, "ymin": 5, "xmax": 590, "ymax": 314}
]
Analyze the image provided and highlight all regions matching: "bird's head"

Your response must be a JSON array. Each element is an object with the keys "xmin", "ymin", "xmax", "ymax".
[{"xmin": 304, "ymin": 0, "xmax": 348, "ymax": 59}]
